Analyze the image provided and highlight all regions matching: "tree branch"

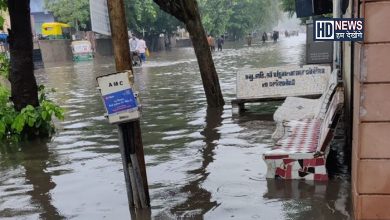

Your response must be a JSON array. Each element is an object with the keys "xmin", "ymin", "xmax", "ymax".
[{"xmin": 153, "ymin": 0, "xmax": 186, "ymax": 22}]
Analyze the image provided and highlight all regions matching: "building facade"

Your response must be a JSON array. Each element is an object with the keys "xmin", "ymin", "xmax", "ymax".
[
  {"xmin": 349, "ymin": 0, "xmax": 390, "ymax": 218},
  {"xmin": 30, "ymin": 0, "xmax": 55, "ymax": 35}
]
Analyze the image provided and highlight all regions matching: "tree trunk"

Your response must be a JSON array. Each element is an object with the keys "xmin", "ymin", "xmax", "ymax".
[
  {"xmin": 7, "ymin": 0, "xmax": 39, "ymax": 111},
  {"xmin": 186, "ymin": 17, "xmax": 224, "ymax": 107},
  {"xmin": 153, "ymin": 0, "xmax": 225, "ymax": 107}
]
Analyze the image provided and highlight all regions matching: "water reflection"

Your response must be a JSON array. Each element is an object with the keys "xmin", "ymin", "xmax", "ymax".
[
  {"xmin": 0, "ymin": 140, "xmax": 64, "ymax": 219},
  {"xmin": 170, "ymin": 107, "xmax": 223, "ymax": 218},
  {"xmin": 264, "ymin": 179, "xmax": 351, "ymax": 220},
  {"xmin": 21, "ymin": 140, "xmax": 65, "ymax": 220}
]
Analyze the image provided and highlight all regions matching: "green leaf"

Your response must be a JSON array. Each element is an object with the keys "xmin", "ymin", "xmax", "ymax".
[
  {"xmin": 0, "ymin": 82, "xmax": 64, "ymax": 141},
  {"xmin": 27, "ymin": 117, "xmax": 36, "ymax": 127},
  {"xmin": 11, "ymin": 114, "xmax": 26, "ymax": 133},
  {"xmin": 0, "ymin": 121, "xmax": 6, "ymax": 135},
  {"xmin": 41, "ymin": 111, "xmax": 48, "ymax": 120}
]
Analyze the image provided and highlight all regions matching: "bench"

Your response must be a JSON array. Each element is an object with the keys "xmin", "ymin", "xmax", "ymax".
[
  {"xmin": 263, "ymin": 87, "xmax": 344, "ymax": 181},
  {"xmin": 272, "ymin": 71, "xmax": 338, "ymax": 140}
]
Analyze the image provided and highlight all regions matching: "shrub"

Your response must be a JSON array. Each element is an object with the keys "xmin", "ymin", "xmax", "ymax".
[{"xmin": 0, "ymin": 54, "xmax": 64, "ymax": 141}]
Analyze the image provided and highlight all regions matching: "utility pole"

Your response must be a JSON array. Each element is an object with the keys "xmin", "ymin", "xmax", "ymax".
[{"xmin": 106, "ymin": 0, "xmax": 150, "ymax": 209}]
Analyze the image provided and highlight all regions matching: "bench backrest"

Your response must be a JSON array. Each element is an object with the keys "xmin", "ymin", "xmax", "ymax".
[
  {"xmin": 317, "ymin": 87, "xmax": 344, "ymax": 152},
  {"xmin": 316, "ymin": 70, "xmax": 338, "ymax": 119}
]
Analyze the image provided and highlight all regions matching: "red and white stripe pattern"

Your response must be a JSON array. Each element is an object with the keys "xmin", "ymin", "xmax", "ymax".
[
  {"xmin": 263, "ymin": 119, "xmax": 327, "ymax": 181},
  {"xmin": 275, "ymin": 119, "xmax": 321, "ymax": 153}
]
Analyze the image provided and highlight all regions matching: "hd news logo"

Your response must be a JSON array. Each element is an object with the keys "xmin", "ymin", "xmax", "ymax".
[{"xmin": 314, "ymin": 18, "xmax": 364, "ymax": 41}]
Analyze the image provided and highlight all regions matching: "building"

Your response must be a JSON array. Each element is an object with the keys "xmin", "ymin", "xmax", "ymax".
[
  {"xmin": 348, "ymin": 0, "xmax": 390, "ymax": 218},
  {"xmin": 30, "ymin": 0, "xmax": 55, "ymax": 35}
]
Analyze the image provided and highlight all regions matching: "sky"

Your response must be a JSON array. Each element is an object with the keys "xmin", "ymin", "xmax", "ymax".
[{"xmin": 30, "ymin": 0, "xmax": 45, "ymax": 13}]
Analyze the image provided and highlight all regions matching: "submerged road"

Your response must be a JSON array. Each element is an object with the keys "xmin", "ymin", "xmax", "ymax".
[{"xmin": 0, "ymin": 34, "xmax": 351, "ymax": 219}]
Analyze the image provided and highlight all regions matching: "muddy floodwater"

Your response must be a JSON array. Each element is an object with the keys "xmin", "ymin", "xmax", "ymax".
[{"xmin": 0, "ymin": 35, "xmax": 352, "ymax": 219}]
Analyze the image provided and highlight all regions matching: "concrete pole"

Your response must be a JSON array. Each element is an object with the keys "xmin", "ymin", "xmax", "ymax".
[{"xmin": 106, "ymin": 0, "xmax": 150, "ymax": 208}]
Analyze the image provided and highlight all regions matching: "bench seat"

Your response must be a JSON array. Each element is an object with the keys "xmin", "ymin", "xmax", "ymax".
[
  {"xmin": 272, "ymin": 71, "xmax": 338, "ymax": 140},
  {"xmin": 263, "ymin": 87, "xmax": 344, "ymax": 181},
  {"xmin": 264, "ymin": 119, "xmax": 328, "ymax": 181}
]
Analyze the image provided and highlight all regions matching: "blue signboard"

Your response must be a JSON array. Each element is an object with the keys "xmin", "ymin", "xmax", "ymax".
[{"xmin": 103, "ymin": 89, "xmax": 138, "ymax": 114}]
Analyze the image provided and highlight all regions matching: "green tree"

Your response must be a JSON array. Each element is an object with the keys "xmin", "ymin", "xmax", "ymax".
[
  {"xmin": 124, "ymin": 0, "xmax": 181, "ymax": 49},
  {"xmin": 197, "ymin": 0, "xmax": 280, "ymax": 40},
  {"xmin": 0, "ymin": 0, "xmax": 64, "ymax": 141},
  {"xmin": 44, "ymin": 0, "xmax": 90, "ymax": 30},
  {"xmin": 0, "ymin": 0, "xmax": 7, "ymax": 29},
  {"xmin": 227, "ymin": 0, "xmax": 280, "ymax": 39},
  {"xmin": 280, "ymin": 0, "xmax": 295, "ymax": 17},
  {"xmin": 198, "ymin": 0, "xmax": 232, "ymax": 36}
]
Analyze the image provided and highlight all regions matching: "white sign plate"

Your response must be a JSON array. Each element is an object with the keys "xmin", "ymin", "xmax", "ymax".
[
  {"xmin": 71, "ymin": 40, "xmax": 92, "ymax": 54},
  {"xmin": 90, "ymin": 0, "xmax": 111, "ymax": 36},
  {"xmin": 97, "ymin": 72, "xmax": 140, "ymax": 124},
  {"xmin": 236, "ymin": 65, "xmax": 331, "ymax": 99}
]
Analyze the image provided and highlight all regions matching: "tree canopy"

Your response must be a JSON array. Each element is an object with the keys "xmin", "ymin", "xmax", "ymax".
[
  {"xmin": 124, "ymin": 0, "xmax": 281, "ymax": 41},
  {"xmin": 0, "ymin": 0, "xmax": 7, "ymax": 29},
  {"xmin": 124, "ymin": 0, "xmax": 181, "ymax": 38},
  {"xmin": 44, "ymin": 0, "xmax": 90, "ymax": 30},
  {"xmin": 41, "ymin": 0, "xmax": 282, "ymax": 40},
  {"xmin": 198, "ymin": 0, "xmax": 281, "ymax": 39},
  {"xmin": 280, "ymin": 0, "xmax": 295, "ymax": 17}
]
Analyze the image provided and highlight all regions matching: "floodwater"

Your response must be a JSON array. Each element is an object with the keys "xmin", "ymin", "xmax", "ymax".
[{"xmin": 0, "ymin": 34, "xmax": 352, "ymax": 220}]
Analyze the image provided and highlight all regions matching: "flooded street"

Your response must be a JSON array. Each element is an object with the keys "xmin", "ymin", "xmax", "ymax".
[{"xmin": 0, "ymin": 35, "xmax": 352, "ymax": 219}]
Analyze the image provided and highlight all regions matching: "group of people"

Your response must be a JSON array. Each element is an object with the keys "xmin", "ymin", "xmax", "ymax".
[
  {"xmin": 260, "ymin": 31, "xmax": 279, "ymax": 43},
  {"xmin": 129, "ymin": 36, "xmax": 148, "ymax": 66},
  {"xmin": 207, "ymin": 35, "xmax": 224, "ymax": 52},
  {"xmin": 284, "ymin": 30, "xmax": 299, "ymax": 37},
  {"xmin": 247, "ymin": 31, "xmax": 279, "ymax": 45}
]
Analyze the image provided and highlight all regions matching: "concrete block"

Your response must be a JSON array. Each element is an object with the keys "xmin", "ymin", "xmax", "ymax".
[
  {"xmin": 365, "ymin": 2, "xmax": 390, "ymax": 43},
  {"xmin": 175, "ymin": 38, "xmax": 192, "ymax": 47},
  {"xmin": 357, "ymin": 195, "xmax": 390, "ymax": 219},
  {"xmin": 360, "ymin": 123, "xmax": 390, "ymax": 158},
  {"xmin": 362, "ymin": 44, "xmax": 390, "ymax": 82},
  {"xmin": 357, "ymin": 160, "xmax": 390, "ymax": 194},
  {"xmin": 95, "ymin": 38, "xmax": 114, "ymax": 57},
  {"xmin": 360, "ymin": 84, "xmax": 390, "ymax": 121},
  {"xmin": 39, "ymin": 39, "xmax": 73, "ymax": 64},
  {"xmin": 353, "ymin": 42, "xmax": 362, "ymax": 81}
]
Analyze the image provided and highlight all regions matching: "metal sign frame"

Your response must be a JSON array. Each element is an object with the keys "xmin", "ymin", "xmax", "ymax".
[
  {"xmin": 97, "ymin": 72, "xmax": 140, "ymax": 124},
  {"xmin": 90, "ymin": 0, "xmax": 111, "ymax": 36}
]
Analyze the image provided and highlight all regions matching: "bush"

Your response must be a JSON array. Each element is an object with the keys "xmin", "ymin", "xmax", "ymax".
[
  {"xmin": 0, "ymin": 52, "xmax": 9, "ymax": 78},
  {"xmin": 0, "ymin": 54, "xmax": 64, "ymax": 141}
]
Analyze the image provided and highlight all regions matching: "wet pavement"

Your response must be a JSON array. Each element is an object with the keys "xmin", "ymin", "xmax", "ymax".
[{"xmin": 0, "ymin": 35, "xmax": 352, "ymax": 219}]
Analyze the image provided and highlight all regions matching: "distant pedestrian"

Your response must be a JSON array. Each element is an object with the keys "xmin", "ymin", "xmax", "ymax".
[
  {"xmin": 262, "ymin": 32, "xmax": 268, "ymax": 43},
  {"xmin": 207, "ymin": 35, "xmax": 215, "ymax": 51},
  {"xmin": 217, "ymin": 35, "xmax": 224, "ymax": 51},
  {"xmin": 207, "ymin": 35, "xmax": 212, "ymax": 50},
  {"xmin": 247, "ymin": 33, "xmax": 252, "ymax": 46},
  {"xmin": 136, "ymin": 37, "xmax": 148, "ymax": 63},
  {"xmin": 164, "ymin": 36, "xmax": 171, "ymax": 50},
  {"xmin": 272, "ymin": 31, "xmax": 279, "ymax": 42},
  {"xmin": 129, "ymin": 36, "xmax": 141, "ymax": 65}
]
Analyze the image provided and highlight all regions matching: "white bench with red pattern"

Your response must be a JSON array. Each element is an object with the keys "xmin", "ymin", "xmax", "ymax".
[
  {"xmin": 271, "ymin": 71, "xmax": 338, "ymax": 140},
  {"xmin": 263, "ymin": 87, "xmax": 344, "ymax": 181}
]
